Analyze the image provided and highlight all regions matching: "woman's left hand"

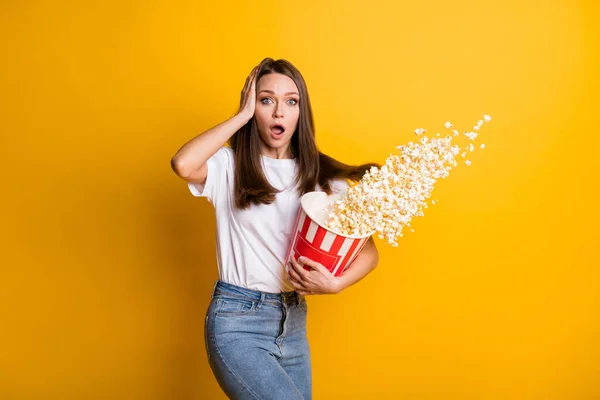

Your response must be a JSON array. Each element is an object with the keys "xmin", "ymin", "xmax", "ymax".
[{"xmin": 287, "ymin": 256, "xmax": 340, "ymax": 295}]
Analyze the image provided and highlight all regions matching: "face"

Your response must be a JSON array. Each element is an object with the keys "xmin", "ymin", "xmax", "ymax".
[{"xmin": 254, "ymin": 72, "xmax": 300, "ymax": 159}]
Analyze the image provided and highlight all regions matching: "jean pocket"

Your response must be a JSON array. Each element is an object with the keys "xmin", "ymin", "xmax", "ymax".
[{"xmin": 215, "ymin": 296, "xmax": 257, "ymax": 316}]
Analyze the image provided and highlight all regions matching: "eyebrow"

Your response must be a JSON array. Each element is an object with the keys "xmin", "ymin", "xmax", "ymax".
[{"xmin": 258, "ymin": 90, "xmax": 299, "ymax": 96}]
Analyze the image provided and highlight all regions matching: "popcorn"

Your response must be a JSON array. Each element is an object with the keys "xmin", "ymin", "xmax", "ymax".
[
  {"xmin": 325, "ymin": 116, "xmax": 492, "ymax": 246},
  {"xmin": 480, "ymin": 144, "xmax": 486, "ymax": 149},
  {"xmin": 463, "ymin": 131, "xmax": 478, "ymax": 140},
  {"xmin": 444, "ymin": 121, "xmax": 453, "ymax": 129}
]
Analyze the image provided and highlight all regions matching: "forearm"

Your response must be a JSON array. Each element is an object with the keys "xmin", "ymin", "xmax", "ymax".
[
  {"xmin": 335, "ymin": 239, "xmax": 379, "ymax": 293},
  {"xmin": 171, "ymin": 112, "xmax": 250, "ymax": 177}
]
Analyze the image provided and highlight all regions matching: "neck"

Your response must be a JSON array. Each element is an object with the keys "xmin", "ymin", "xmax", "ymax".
[{"xmin": 260, "ymin": 144, "xmax": 293, "ymax": 159}]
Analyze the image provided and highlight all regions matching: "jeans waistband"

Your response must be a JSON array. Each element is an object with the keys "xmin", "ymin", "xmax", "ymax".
[{"xmin": 211, "ymin": 280, "xmax": 303, "ymax": 307}]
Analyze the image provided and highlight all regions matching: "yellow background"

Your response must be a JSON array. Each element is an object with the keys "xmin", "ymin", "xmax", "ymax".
[{"xmin": 1, "ymin": 0, "xmax": 599, "ymax": 399}]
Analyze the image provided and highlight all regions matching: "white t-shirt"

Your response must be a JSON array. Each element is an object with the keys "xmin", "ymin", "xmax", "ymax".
[{"xmin": 187, "ymin": 146, "xmax": 350, "ymax": 293}]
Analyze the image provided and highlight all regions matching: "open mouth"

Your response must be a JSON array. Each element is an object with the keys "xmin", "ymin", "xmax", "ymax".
[{"xmin": 270, "ymin": 124, "xmax": 285, "ymax": 136}]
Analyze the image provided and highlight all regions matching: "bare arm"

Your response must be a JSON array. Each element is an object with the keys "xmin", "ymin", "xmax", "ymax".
[
  {"xmin": 334, "ymin": 237, "xmax": 379, "ymax": 292},
  {"xmin": 170, "ymin": 113, "xmax": 251, "ymax": 183},
  {"xmin": 170, "ymin": 65, "xmax": 259, "ymax": 184}
]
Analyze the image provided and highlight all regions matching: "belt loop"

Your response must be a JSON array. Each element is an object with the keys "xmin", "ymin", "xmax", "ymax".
[
  {"xmin": 256, "ymin": 292, "xmax": 265, "ymax": 310},
  {"xmin": 211, "ymin": 279, "xmax": 219, "ymax": 298}
]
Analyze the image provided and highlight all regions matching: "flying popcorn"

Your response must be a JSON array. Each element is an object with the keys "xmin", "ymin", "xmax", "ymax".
[
  {"xmin": 325, "ymin": 116, "xmax": 492, "ymax": 247},
  {"xmin": 464, "ymin": 131, "xmax": 478, "ymax": 140}
]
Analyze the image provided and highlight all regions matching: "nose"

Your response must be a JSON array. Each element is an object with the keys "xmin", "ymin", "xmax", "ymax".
[{"xmin": 273, "ymin": 102, "xmax": 284, "ymax": 118}]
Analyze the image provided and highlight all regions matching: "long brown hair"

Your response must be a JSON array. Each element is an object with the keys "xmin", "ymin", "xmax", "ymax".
[{"xmin": 229, "ymin": 57, "xmax": 380, "ymax": 210}]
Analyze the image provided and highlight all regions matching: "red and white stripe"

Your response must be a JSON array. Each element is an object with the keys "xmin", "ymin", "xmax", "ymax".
[{"xmin": 285, "ymin": 209, "xmax": 370, "ymax": 277}]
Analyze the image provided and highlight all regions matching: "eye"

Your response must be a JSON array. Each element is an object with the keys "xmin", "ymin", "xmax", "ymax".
[
  {"xmin": 288, "ymin": 99, "xmax": 298, "ymax": 105},
  {"xmin": 261, "ymin": 98, "xmax": 273, "ymax": 104}
]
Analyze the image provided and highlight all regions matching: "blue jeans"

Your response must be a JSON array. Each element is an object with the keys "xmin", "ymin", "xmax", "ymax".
[{"xmin": 205, "ymin": 280, "xmax": 312, "ymax": 400}]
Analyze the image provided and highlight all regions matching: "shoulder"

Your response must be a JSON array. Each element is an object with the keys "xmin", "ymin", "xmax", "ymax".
[
  {"xmin": 329, "ymin": 178, "xmax": 350, "ymax": 196},
  {"xmin": 218, "ymin": 145, "xmax": 234, "ymax": 158},
  {"xmin": 210, "ymin": 146, "xmax": 235, "ymax": 166}
]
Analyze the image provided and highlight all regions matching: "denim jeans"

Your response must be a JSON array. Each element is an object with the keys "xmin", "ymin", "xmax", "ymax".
[{"xmin": 205, "ymin": 280, "xmax": 311, "ymax": 400}]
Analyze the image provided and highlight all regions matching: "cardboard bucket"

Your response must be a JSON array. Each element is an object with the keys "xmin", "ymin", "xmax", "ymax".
[{"xmin": 285, "ymin": 191, "xmax": 375, "ymax": 277}]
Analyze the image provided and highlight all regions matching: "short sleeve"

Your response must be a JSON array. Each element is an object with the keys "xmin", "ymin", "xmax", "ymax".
[
  {"xmin": 187, "ymin": 146, "xmax": 233, "ymax": 205},
  {"xmin": 330, "ymin": 178, "xmax": 350, "ymax": 197}
]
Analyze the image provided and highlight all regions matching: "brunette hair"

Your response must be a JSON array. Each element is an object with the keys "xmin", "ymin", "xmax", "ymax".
[{"xmin": 229, "ymin": 57, "xmax": 380, "ymax": 210}]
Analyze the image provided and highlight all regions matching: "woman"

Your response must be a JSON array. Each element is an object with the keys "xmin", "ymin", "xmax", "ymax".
[{"xmin": 171, "ymin": 57, "xmax": 380, "ymax": 400}]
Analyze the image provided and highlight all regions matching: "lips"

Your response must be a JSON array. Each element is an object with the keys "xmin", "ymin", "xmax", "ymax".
[{"xmin": 269, "ymin": 123, "xmax": 285, "ymax": 135}]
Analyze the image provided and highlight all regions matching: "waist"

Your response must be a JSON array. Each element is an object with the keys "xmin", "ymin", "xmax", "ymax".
[{"xmin": 211, "ymin": 280, "xmax": 303, "ymax": 307}]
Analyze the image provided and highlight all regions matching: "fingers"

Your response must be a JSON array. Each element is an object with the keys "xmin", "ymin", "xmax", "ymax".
[
  {"xmin": 297, "ymin": 256, "xmax": 330, "ymax": 277},
  {"xmin": 290, "ymin": 256, "xmax": 310, "ymax": 280},
  {"xmin": 242, "ymin": 71, "xmax": 252, "ymax": 96},
  {"xmin": 289, "ymin": 258, "xmax": 309, "ymax": 284},
  {"xmin": 242, "ymin": 67, "xmax": 259, "ymax": 102},
  {"xmin": 297, "ymin": 256, "xmax": 319, "ymax": 270},
  {"xmin": 248, "ymin": 66, "xmax": 258, "ymax": 85},
  {"xmin": 288, "ymin": 256, "xmax": 334, "ymax": 294},
  {"xmin": 242, "ymin": 67, "xmax": 258, "ymax": 94},
  {"xmin": 288, "ymin": 271, "xmax": 306, "ymax": 295},
  {"xmin": 288, "ymin": 268, "xmax": 305, "ymax": 289},
  {"xmin": 249, "ymin": 70, "xmax": 257, "ymax": 95}
]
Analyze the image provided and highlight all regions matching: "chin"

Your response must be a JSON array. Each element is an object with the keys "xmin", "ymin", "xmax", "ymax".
[
  {"xmin": 268, "ymin": 142, "xmax": 290, "ymax": 150},
  {"xmin": 262, "ymin": 134, "xmax": 289, "ymax": 147}
]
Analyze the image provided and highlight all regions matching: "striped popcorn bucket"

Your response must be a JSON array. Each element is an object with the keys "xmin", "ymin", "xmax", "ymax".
[{"xmin": 285, "ymin": 191, "xmax": 374, "ymax": 277}]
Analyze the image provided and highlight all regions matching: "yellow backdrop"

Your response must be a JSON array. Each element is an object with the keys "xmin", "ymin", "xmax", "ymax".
[{"xmin": 1, "ymin": 0, "xmax": 599, "ymax": 399}]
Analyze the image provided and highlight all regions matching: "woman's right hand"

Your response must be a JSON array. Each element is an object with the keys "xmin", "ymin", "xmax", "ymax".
[
  {"xmin": 171, "ymin": 64, "xmax": 262, "ymax": 179},
  {"xmin": 238, "ymin": 66, "xmax": 259, "ymax": 121}
]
